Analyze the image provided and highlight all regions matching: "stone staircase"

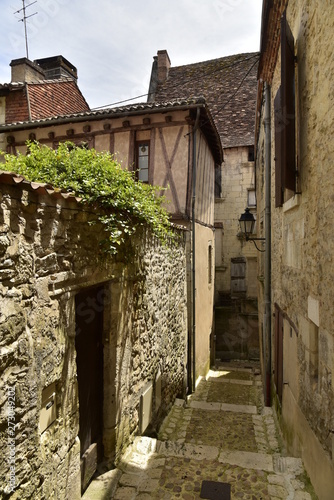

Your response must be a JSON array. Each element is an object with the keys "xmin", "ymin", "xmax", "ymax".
[{"xmin": 83, "ymin": 364, "xmax": 317, "ymax": 499}]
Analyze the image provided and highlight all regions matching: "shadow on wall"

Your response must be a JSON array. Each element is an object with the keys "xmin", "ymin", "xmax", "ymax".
[{"xmin": 215, "ymin": 296, "xmax": 259, "ymax": 361}]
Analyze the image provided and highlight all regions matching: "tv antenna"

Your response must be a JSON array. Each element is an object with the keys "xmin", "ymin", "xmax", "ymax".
[{"xmin": 14, "ymin": 0, "xmax": 38, "ymax": 59}]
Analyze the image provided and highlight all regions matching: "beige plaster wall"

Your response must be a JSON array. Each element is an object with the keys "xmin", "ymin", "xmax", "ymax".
[
  {"xmin": 153, "ymin": 124, "xmax": 190, "ymax": 215},
  {"xmin": 194, "ymin": 223, "xmax": 214, "ymax": 380},
  {"xmin": 113, "ymin": 130, "xmax": 131, "ymax": 167}
]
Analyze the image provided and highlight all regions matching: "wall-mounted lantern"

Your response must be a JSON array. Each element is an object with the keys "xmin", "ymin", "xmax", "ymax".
[{"xmin": 239, "ymin": 207, "xmax": 265, "ymax": 252}]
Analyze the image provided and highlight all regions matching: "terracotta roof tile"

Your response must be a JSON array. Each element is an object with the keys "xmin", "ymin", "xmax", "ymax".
[
  {"xmin": 0, "ymin": 170, "xmax": 81, "ymax": 202},
  {"xmin": 1, "ymin": 97, "xmax": 208, "ymax": 126},
  {"xmin": 27, "ymin": 79, "xmax": 89, "ymax": 120},
  {"xmin": 152, "ymin": 52, "xmax": 259, "ymax": 149},
  {"xmin": 2, "ymin": 79, "xmax": 89, "ymax": 125}
]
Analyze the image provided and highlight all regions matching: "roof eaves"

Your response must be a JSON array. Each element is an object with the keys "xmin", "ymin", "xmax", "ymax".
[{"xmin": 0, "ymin": 97, "xmax": 208, "ymax": 131}]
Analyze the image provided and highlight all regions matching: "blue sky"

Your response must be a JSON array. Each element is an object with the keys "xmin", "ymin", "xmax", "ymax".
[{"xmin": 0, "ymin": 0, "xmax": 262, "ymax": 109}]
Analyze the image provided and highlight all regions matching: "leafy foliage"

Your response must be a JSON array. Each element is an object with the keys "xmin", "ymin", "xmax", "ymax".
[{"xmin": 1, "ymin": 141, "xmax": 175, "ymax": 254}]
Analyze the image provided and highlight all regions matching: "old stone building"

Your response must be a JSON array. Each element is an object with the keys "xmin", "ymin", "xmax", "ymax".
[
  {"xmin": 0, "ymin": 172, "xmax": 188, "ymax": 498},
  {"xmin": 0, "ymin": 55, "xmax": 222, "ymax": 496},
  {"xmin": 148, "ymin": 50, "xmax": 259, "ymax": 361},
  {"xmin": 255, "ymin": 0, "xmax": 334, "ymax": 498}
]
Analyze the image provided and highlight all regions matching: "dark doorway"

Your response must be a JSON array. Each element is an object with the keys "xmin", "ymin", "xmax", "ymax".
[{"xmin": 75, "ymin": 286, "xmax": 104, "ymax": 490}]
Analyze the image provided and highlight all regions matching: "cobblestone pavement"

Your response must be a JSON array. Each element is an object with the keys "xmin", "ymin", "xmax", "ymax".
[{"xmin": 83, "ymin": 362, "xmax": 317, "ymax": 499}]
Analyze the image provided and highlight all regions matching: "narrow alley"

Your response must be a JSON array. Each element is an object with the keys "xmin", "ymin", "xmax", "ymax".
[{"xmin": 83, "ymin": 362, "xmax": 317, "ymax": 499}]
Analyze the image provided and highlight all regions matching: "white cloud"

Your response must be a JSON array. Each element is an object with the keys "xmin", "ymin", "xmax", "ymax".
[{"xmin": 0, "ymin": 0, "xmax": 262, "ymax": 108}]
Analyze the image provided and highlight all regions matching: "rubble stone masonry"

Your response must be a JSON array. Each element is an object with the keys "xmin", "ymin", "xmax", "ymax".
[{"xmin": 0, "ymin": 180, "xmax": 187, "ymax": 499}]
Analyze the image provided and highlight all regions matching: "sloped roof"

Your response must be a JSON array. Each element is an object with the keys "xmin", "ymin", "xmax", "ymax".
[
  {"xmin": 152, "ymin": 52, "xmax": 259, "ymax": 149},
  {"xmin": 0, "ymin": 78, "xmax": 89, "ymax": 124},
  {"xmin": 0, "ymin": 97, "xmax": 223, "ymax": 164},
  {"xmin": 28, "ymin": 79, "xmax": 89, "ymax": 119}
]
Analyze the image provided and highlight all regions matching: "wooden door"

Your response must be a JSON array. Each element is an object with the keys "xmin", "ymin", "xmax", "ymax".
[
  {"xmin": 274, "ymin": 305, "xmax": 284, "ymax": 404},
  {"xmin": 75, "ymin": 286, "xmax": 104, "ymax": 488}
]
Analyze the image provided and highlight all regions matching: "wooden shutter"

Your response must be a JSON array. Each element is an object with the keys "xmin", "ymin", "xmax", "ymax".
[
  {"xmin": 274, "ymin": 87, "xmax": 283, "ymax": 207},
  {"xmin": 274, "ymin": 305, "xmax": 284, "ymax": 404},
  {"xmin": 281, "ymin": 9, "xmax": 296, "ymax": 192},
  {"xmin": 231, "ymin": 258, "xmax": 246, "ymax": 294}
]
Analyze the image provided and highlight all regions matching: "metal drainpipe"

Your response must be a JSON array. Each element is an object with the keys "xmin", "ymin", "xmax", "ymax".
[
  {"xmin": 264, "ymin": 82, "xmax": 272, "ymax": 406},
  {"xmin": 191, "ymin": 107, "xmax": 200, "ymax": 393}
]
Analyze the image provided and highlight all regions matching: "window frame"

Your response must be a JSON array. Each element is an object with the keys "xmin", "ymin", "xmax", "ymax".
[
  {"xmin": 135, "ymin": 140, "xmax": 150, "ymax": 183},
  {"xmin": 208, "ymin": 244, "xmax": 213, "ymax": 285}
]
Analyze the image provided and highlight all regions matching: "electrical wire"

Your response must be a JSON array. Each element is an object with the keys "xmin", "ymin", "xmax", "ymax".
[{"xmin": 90, "ymin": 53, "xmax": 260, "ymax": 111}]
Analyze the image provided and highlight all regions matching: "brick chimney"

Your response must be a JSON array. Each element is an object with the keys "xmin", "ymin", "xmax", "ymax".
[{"xmin": 10, "ymin": 58, "xmax": 45, "ymax": 83}]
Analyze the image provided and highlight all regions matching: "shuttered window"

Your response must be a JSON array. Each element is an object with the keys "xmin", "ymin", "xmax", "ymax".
[
  {"xmin": 281, "ymin": 9, "xmax": 296, "ymax": 193},
  {"xmin": 274, "ymin": 87, "xmax": 284, "ymax": 207}
]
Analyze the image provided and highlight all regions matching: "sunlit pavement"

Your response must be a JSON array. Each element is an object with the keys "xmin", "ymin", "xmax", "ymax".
[{"xmin": 83, "ymin": 362, "xmax": 317, "ymax": 499}]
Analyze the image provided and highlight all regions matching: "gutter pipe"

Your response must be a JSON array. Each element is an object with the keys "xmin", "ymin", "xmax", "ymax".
[
  {"xmin": 264, "ymin": 82, "xmax": 272, "ymax": 406},
  {"xmin": 191, "ymin": 106, "xmax": 200, "ymax": 393}
]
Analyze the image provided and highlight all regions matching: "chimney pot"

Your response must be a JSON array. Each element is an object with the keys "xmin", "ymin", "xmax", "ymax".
[{"xmin": 34, "ymin": 55, "xmax": 78, "ymax": 81}]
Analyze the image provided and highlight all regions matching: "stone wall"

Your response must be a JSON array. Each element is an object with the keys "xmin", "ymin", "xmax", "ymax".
[
  {"xmin": 0, "ymin": 179, "xmax": 187, "ymax": 498},
  {"xmin": 256, "ymin": 1, "xmax": 334, "ymax": 497},
  {"xmin": 214, "ymin": 146, "xmax": 259, "ymax": 361},
  {"xmin": 215, "ymin": 146, "xmax": 257, "ymax": 301}
]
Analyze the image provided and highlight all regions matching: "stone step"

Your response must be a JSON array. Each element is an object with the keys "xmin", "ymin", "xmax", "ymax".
[{"xmin": 84, "ymin": 436, "xmax": 311, "ymax": 500}]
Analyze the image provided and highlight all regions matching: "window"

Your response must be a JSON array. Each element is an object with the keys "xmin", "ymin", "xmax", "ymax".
[
  {"xmin": 136, "ymin": 141, "xmax": 149, "ymax": 183},
  {"xmin": 275, "ymin": 10, "xmax": 297, "ymax": 207},
  {"xmin": 247, "ymin": 189, "xmax": 256, "ymax": 208},
  {"xmin": 208, "ymin": 244, "xmax": 213, "ymax": 285},
  {"xmin": 248, "ymin": 146, "xmax": 255, "ymax": 162},
  {"xmin": 274, "ymin": 87, "xmax": 284, "ymax": 207}
]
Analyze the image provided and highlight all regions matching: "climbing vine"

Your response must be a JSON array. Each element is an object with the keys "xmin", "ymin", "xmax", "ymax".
[{"xmin": 1, "ymin": 141, "xmax": 175, "ymax": 254}]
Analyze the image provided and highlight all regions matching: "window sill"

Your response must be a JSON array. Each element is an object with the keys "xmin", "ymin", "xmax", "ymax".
[{"xmin": 283, "ymin": 194, "xmax": 301, "ymax": 213}]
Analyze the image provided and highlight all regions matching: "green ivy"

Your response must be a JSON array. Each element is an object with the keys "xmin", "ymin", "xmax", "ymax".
[{"xmin": 1, "ymin": 141, "xmax": 175, "ymax": 254}]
